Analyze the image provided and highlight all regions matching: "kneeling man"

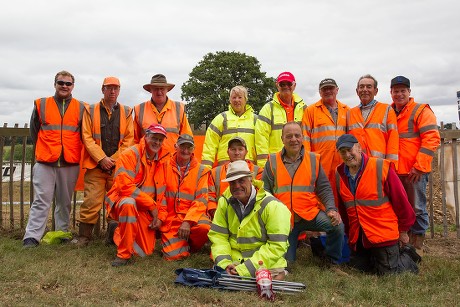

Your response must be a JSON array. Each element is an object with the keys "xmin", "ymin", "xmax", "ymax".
[
  {"xmin": 208, "ymin": 160, "xmax": 291, "ymax": 280},
  {"xmin": 336, "ymin": 134, "xmax": 419, "ymax": 275}
]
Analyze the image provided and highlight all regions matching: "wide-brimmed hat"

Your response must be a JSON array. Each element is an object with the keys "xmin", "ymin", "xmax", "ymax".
[
  {"xmin": 222, "ymin": 160, "xmax": 253, "ymax": 182},
  {"xmin": 143, "ymin": 74, "xmax": 175, "ymax": 92}
]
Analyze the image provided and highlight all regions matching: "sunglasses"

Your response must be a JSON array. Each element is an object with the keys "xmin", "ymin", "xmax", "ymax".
[
  {"xmin": 278, "ymin": 82, "xmax": 293, "ymax": 87},
  {"xmin": 56, "ymin": 80, "xmax": 74, "ymax": 86}
]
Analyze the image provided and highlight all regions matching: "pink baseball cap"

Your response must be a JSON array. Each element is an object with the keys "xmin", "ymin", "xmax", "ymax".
[
  {"xmin": 276, "ymin": 71, "xmax": 295, "ymax": 83},
  {"xmin": 146, "ymin": 123, "xmax": 167, "ymax": 137}
]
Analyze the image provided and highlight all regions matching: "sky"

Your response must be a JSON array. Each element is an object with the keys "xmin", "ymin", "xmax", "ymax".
[{"xmin": 1, "ymin": 0, "xmax": 459, "ymax": 128}]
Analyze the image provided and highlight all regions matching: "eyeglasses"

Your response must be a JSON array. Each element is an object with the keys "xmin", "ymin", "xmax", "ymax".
[
  {"xmin": 278, "ymin": 82, "xmax": 293, "ymax": 88},
  {"xmin": 56, "ymin": 80, "xmax": 74, "ymax": 86}
]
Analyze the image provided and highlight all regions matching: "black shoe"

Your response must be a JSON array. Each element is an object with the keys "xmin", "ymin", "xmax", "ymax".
[
  {"xmin": 401, "ymin": 244, "xmax": 422, "ymax": 264},
  {"xmin": 105, "ymin": 221, "xmax": 118, "ymax": 245},
  {"xmin": 23, "ymin": 238, "xmax": 39, "ymax": 248},
  {"xmin": 111, "ymin": 256, "xmax": 130, "ymax": 267}
]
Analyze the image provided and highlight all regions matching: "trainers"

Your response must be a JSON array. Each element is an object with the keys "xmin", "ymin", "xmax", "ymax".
[
  {"xmin": 106, "ymin": 221, "xmax": 118, "ymax": 245},
  {"xmin": 111, "ymin": 256, "xmax": 130, "ymax": 267},
  {"xmin": 23, "ymin": 238, "xmax": 39, "ymax": 248}
]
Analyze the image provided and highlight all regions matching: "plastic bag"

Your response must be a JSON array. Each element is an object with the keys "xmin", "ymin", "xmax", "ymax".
[{"xmin": 41, "ymin": 230, "xmax": 73, "ymax": 245}]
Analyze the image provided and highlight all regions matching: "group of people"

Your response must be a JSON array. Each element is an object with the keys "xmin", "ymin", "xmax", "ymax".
[{"xmin": 22, "ymin": 69, "xmax": 440, "ymax": 277}]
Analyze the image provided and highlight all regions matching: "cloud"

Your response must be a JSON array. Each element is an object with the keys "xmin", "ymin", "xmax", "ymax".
[{"xmin": 0, "ymin": 0, "xmax": 459, "ymax": 126}]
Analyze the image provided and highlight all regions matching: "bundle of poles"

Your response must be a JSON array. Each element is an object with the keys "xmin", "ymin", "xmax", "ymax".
[{"xmin": 193, "ymin": 273, "xmax": 306, "ymax": 294}]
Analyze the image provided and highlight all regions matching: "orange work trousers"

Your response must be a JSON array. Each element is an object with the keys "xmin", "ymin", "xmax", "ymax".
[
  {"xmin": 112, "ymin": 197, "xmax": 156, "ymax": 260},
  {"xmin": 79, "ymin": 168, "xmax": 113, "ymax": 224},
  {"xmin": 161, "ymin": 214, "xmax": 211, "ymax": 261}
]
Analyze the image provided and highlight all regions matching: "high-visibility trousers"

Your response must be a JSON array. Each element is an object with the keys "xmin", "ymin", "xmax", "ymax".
[
  {"xmin": 161, "ymin": 214, "xmax": 211, "ymax": 261},
  {"xmin": 79, "ymin": 168, "xmax": 113, "ymax": 224},
  {"xmin": 112, "ymin": 197, "xmax": 156, "ymax": 260}
]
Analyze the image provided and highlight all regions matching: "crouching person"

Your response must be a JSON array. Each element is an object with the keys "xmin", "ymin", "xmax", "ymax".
[
  {"xmin": 104, "ymin": 124, "xmax": 169, "ymax": 266},
  {"xmin": 158, "ymin": 134, "xmax": 211, "ymax": 260},
  {"xmin": 335, "ymin": 134, "xmax": 419, "ymax": 275},
  {"xmin": 208, "ymin": 160, "xmax": 291, "ymax": 280}
]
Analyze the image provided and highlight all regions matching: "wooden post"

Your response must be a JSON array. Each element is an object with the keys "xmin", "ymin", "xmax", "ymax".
[
  {"xmin": 452, "ymin": 138, "xmax": 460, "ymax": 238},
  {"xmin": 20, "ymin": 123, "xmax": 28, "ymax": 228},
  {"xmin": 9, "ymin": 123, "xmax": 18, "ymax": 228},
  {"xmin": 0, "ymin": 123, "xmax": 6, "ymax": 226},
  {"xmin": 440, "ymin": 122, "xmax": 448, "ymax": 238}
]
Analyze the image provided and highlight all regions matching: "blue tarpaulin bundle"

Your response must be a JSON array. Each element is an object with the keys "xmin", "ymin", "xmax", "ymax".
[{"xmin": 175, "ymin": 267, "xmax": 306, "ymax": 293}]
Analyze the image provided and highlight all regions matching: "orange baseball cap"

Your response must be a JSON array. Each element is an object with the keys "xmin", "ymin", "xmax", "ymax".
[{"xmin": 102, "ymin": 76, "xmax": 120, "ymax": 87}]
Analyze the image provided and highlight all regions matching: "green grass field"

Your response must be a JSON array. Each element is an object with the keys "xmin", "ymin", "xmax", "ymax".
[{"xmin": 0, "ymin": 233, "xmax": 459, "ymax": 306}]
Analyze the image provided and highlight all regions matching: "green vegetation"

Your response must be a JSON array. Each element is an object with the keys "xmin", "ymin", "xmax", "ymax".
[
  {"xmin": 181, "ymin": 51, "xmax": 275, "ymax": 128},
  {"xmin": 2, "ymin": 145, "xmax": 34, "ymax": 162},
  {"xmin": 0, "ymin": 234, "xmax": 459, "ymax": 306}
]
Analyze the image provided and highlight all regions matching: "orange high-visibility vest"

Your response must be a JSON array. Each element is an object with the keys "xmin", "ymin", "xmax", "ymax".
[
  {"xmin": 133, "ymin": 99, "xmax": 192, "ymax": 153},
  {"xmin": 393, "ymin": 98, "xmax": 440, "ymax": 174},
  {"xmin": 81, "ymin": 102, "xmax": 133, "ymax": 169},
  {"xmin": 347, "ymin": 102, "xmax": 399, "ymax": 169},
  {"xmin": 160, "ymin": 154, "xmax": 209, "ymax": 232},
  {"xmin": 336, "ymin": 157, "xmax": 399, "ymax": 247},
  {"xmin": 34, "ymin": 97, "xmax": 84, "ymax": 163},
  {"xmin": 104, "ymin": 139, "xmax": 169, "ymax": 219},
  {"xmin": 268, "ymin": 151, "xmax": 322, "ymax": 224}
]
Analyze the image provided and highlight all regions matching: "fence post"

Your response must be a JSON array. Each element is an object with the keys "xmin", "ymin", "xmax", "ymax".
[
  {"xmin": 20, "ymin": 123, "xmax": 28, "ymax": 228},
  {"xmin": 9, "ymin": 124, "xmax": 18, "ymax": 228},
  {"xmin": 0, "ymin": 123, "xmax": 6, "ymax": 226}
]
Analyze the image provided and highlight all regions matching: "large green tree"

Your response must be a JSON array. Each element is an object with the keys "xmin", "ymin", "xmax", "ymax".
[{"xmin": 181, "ymin": 51, "xmax": 275, "ymax": 129}]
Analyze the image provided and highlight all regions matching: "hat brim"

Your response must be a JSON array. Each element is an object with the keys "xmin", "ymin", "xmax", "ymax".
[
  {"xmin": 177, "ymin": 140, "xmax": 194, "ymax": 146},
  {"xmin": 143, "ymin": 83, "xmax": 175, "ymax": 92},
  {"xmin": 222, "ymin": 172, "xmax": 253, "ymax": 182},
  {"xmin": 336, "ymin": 142, "xmax": 357, "ymax": 150},
  {"xmin": 319, "ymin": 83, "xmax": 337, "ymax": 90}
]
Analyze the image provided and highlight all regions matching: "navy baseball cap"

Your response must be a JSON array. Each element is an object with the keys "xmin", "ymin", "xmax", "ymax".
[
  {"xmin": 336, "ymin": 134, "xmax": 358, "ymax": 150},
  {"xmin": 391, "ymin": 76, "xmax": 410, "ymax": 88}
]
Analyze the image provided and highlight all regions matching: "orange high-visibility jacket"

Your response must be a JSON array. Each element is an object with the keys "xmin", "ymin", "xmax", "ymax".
[
  {"xmin": 81, "ymin": 101, "xmax": 134, "ymax": 169},
  {"xmin": 336, "ymin": 157, "xmax": 399, "ymax": 247},
  {"xmin": 347, "ymin": 102, "xmax": 399, "ymax": 169},
  {"xmin": 34, "ymin": 97, "xmax": 84, "ymax": 163},
  {"xmin": 267, "ymin": 151, "xmax": 322, "ymax": 224},
  {"xmin": 104, "ymin": 139, "xmax": 169, "ymax": 219},
  {"xmin": 207, "ymin": 160, "xmax": 263, "ymax": 213},
  {"xmin": 160, "ymin": 154, "xmax": 209, "ymax": 232},
  {"xmin": 392, "ymin": 98, "xmax": 440, "ymax": 174},
  {"xmin": 302, "ymin": 99, "xmax": 350, "ymax": 184},
  {"xmin": 133, "ymin": 99, "xmax": 192, "ymax": 152}
]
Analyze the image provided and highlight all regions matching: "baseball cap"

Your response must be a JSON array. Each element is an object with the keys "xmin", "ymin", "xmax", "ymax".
[
  {"xmin": 145, "ymin": 123, "xmax": 167, "ymax": 137},
  {"xmin": 102, "ymin": 77, "xmax": 120, "ymax": 87},
  {"xmin": 228, "ymin": 136, "xmax": 247, "ymax": 148},
  {"xmin": 390, "ymin": 76, "xmax": 410, "ymax": 88},
  {"xmin": 177, "ymin": 134, "xmax": 194, "ymax": 146},
  {"xmin": 319, "ymin": 78, "xmax": 338, "ymax": 90},
  {"xmin": 222, "ymin": 160, "xmax": 253, "ymax": 182},
  {"xmin": 336, "ymin": 134, "xmax": 358, "ymax": 150},
  {"xmin": 276, "ymin": 72, "xmax": 295, "ymax": 83}
]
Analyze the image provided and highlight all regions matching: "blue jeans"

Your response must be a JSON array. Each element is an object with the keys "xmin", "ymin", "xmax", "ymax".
[
  {"xmin": 286, "ymin": 210, "xmax": 344, "ymax": 263},
  {"xmin": 399, "ymin": 174, "xmax": 429, "ymax": 235}
]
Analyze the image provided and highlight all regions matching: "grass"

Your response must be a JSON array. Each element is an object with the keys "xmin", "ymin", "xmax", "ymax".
[{"xmin": 1, "ymin": 234, "xmax": 459, "ymax": 306}]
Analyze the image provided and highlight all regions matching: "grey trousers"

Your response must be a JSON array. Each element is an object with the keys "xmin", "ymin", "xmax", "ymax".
[{"xmin": 23, "ymin": 163, "xmax": 80, "ymax": 241}]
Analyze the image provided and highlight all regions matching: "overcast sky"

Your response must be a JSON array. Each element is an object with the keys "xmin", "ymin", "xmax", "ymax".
[{"xmin": 1, "ymin": 0, "xmax": 459, "ymax": 128}]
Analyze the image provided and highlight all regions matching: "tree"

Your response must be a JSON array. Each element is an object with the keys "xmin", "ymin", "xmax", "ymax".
[{"xmin": 181, "ymin": 51, "xmax": 275, "ymax": 129}]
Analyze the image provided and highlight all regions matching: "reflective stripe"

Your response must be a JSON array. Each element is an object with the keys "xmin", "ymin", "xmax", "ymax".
[
  {"xmin": 119, "ymin": 215, "xmax": 137, "ymax": 223},
  {"xmin": 243, "ymin": 259, "xmax": 256, "ymax": 277},
  {"xmin": 222, "ymin": 128, "xmax": 255, "ymax": 134},
  {"xmin": 369, "ymin": 150, "xmax": 385, "ymax": 158},
  {"xmin": 385, "ymin": 154, "xmax": 399, "ymax": 161},
  {"xmin": 133, "ymin": 242, "xmax": 146, "ymax": 257},
  {"xmin": 138, "ymin": 103, "xmax": 145, "ymax": 133},
  {"xmin": 209, "ymin": 123, "xmax": 222, "ymax": 137},
  {"xmin": 241, "ymin": 249, "xmax": 256, "ymax": 258},
  {"xmin": 419, "ymin": 124, "xmax": 438, "ymax": 134},
  {"xmin": 163, "ymin": 237, "xmax": 185, "ymax": 247},
  {"xmin": 275, "ymin": 185, "xmax": 315, "ymax": 193},
  {"xmin": 400, "ymin": 132, "xmax": 419, "ymax": 139},
  {"xmin": 210, "ymin": 223, "xmax": 229, "ymax": 234},
  {"xmin": 311, "ymin": 135, "xmax": 340, "ymax": 144},
  {"xmin": 237, "ymin": 236, "xmax": 264, "ymax": 244},
  {"xmin": 257, "ymin": 114, "xmax": 271, "ymax": 125},
  {"xmin": 119, "ymin": 197, "xmax": 136, "ymax": 209},
  {"xmin": 268, "ymin": 233, "xmax": 289, "ymax": 242},
  {"xmin": 215, "ymin": 254, "xmax": 232, "ymax": 263},
  {"xmin": 115, "ymin": 166, "xmax": 136, "ymax": 178},
  {"xmin": 420, "ymin": 147, "xmax": 436, "ymax": 156},
  {"xmin": 214, "ymin": 165, "xmax": 223, "ymax": 196},
  {"xmin": 105, "ymin": 195, "xmax": 114, "ymax": 209}
]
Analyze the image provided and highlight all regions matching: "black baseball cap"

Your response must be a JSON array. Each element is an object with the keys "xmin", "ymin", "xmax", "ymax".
[
  {"xmin": 390, "ymin": 76, "xmax": 410, "ymax": 88},
  {"xmin": 336, "ymin": 134, "xmax": 358, "ymax": 150}
]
